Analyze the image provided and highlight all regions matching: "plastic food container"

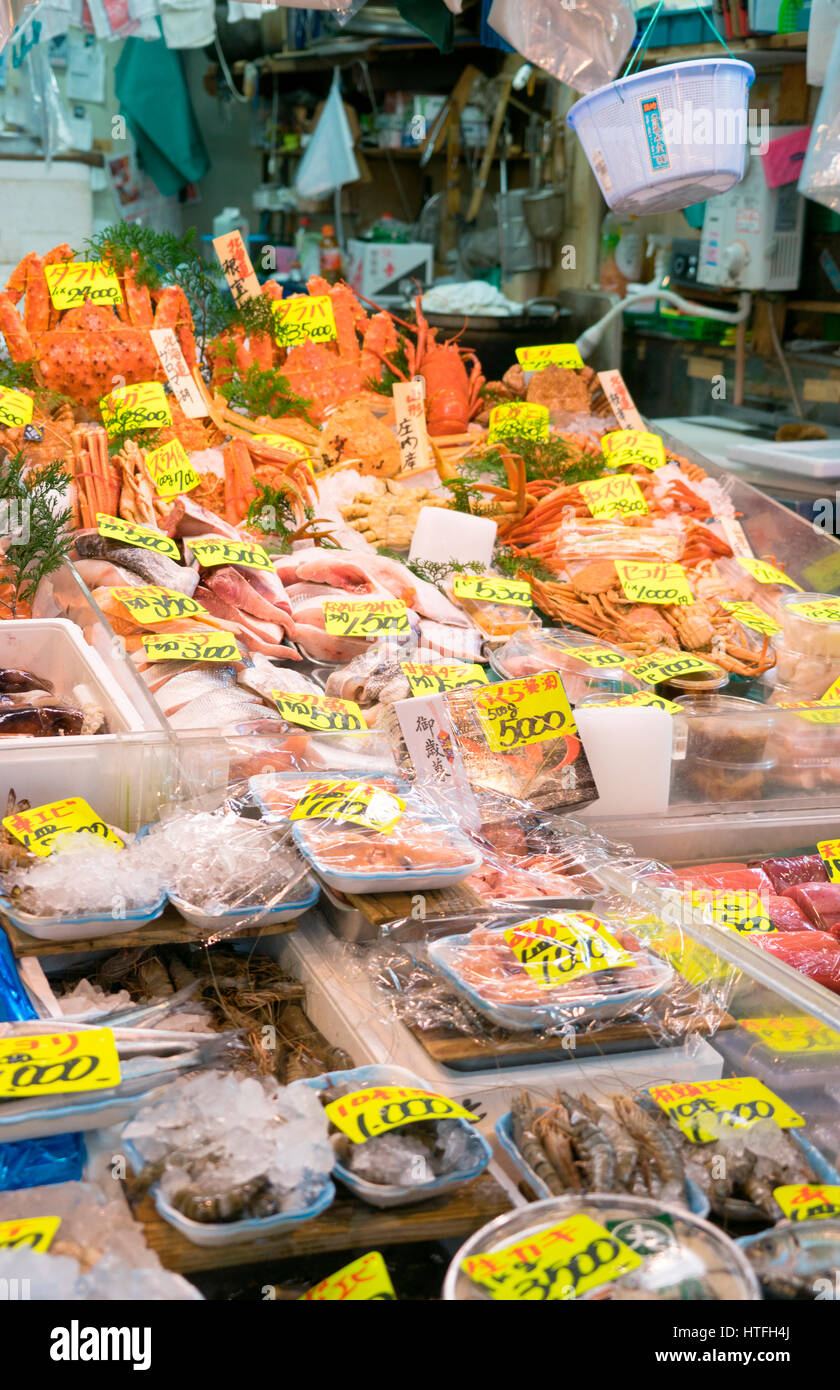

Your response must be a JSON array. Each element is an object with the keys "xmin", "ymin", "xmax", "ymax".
[
  {"xmin": 443, "ymin": 1193, "xmax": 761, "ymax": 1300},
  {"xmin": 122, "ymin": 1138, "xmax": 335, "ymax": 1248},
  {"xmin": 495, "ymin": 1108, "xmax": 710, "ymax": 1218},
  {"xmin": 167, "ymin": 877, "xmax": 320, "ymax": 931},
  {"xmin": 660, "ymin": 666, "xmax": 729, "ymax": 697},
  {"xmin": 675, "ymin": 694, "xmax": 775, "ymax": 763},
  {"xmin": 0, "ymin": 890, "xmax": 167, "ymax": 942},
  {"xmin": 567, "ymin": 60, "xmax": 755, "ymax": 216},
  {"xmin": 295, "ymin": 1065, "xmax": 492, "ymax": 1210},
  {"xmin": 292, "ymin": 803, "xmax": 483, "ymax": 895},
  {"xmin": 777, "ymin": 592, "xmax": 840, "ymax": 659},
  {"xmin": 488, "ymin": 627, "xmax": 642, "ymax": 704},
  {"xmin": 249, "ymin": 768, "xmax": 411, "ymax": 823},
  {"xmin": 427, "ymin": 927, "xmax": 673, "ymax": 1032},
  {"xmin": 674, "ymin": 754, "xmax": 775, "ymax": 802}
]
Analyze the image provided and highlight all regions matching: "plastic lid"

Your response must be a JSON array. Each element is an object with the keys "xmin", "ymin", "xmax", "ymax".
[
  {"xmin": 321, "ymin": 224, "xmax": 335, "ymax": 236},
  {"xmin": 676, "ymin": 695, "xmax": 775, "ymax": 721}
]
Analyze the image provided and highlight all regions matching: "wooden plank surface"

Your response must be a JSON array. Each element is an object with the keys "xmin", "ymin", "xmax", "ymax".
[
  {"xmin": 345, "ymin": 882, "xmax": 486, "ymax": 929},
  {"xmin": 130, "ymin": 1173, "xmax": 511, "ymax": 1275},
  {"xmin": 3, "ymin": 907, "xmax": 300, "ymax": 958}
]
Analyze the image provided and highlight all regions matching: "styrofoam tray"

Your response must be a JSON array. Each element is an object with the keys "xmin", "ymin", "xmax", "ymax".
[
  {"xmin": 294, "ymin": 1064, "xmax": 492, "ymax": 1209},
  {"xmin": 262, "ymin": 913, "xmax": 725, "ymax": 1132},
  {"xmin": 0, "ymin": 890, "xmax": 167, "ymax": 942},
  {"xmin": 293, "ymin": 821, "xmax": 484, "ymax": 896},
  {"xmin": 122, "ymin": 1137, "xmax": 335, "ymax": 1246},
  {"xmin": 167, "ymin": 879, "xmax": 319, "ymax": 931},
  {"xmin": 726, "ymin": 439, "xmax": 840, "ymax": 479}
]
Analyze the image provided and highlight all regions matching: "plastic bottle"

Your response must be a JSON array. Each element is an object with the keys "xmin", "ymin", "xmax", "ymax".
[
  {"xmin": 599, "ymin": 212, "xmax": 644, "ymax": 296},
  {"xmin": 318, "ymin": 224, "xmax": 342, "ymax": 284}
]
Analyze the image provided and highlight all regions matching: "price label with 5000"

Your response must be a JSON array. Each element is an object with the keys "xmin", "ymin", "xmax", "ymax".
[
  {"xmin": 488, "ymin": 402, "xmax": 549, "ymax": 443},
  {"xmin": 614, "ymin": 560, "xmax": 694, "ymax": 606},
  {"xmin": 579, "ymin": 475, "xmax": 648, "ymax": 520},
  {"xmin": 272, "ymin": 294, "xmax": 338, "ymax": 348},
  {"xmin": 452, "ymin": 574, "xmax": 532, "ymax": 607},
  {"xmin": 45, "ymin": 260, "xmax": 122, "ymax": 309},
  {"xmin": 515, "ymin": 343, "xmax": 584, "ymax": 370},
  {"xmin": 325, "ymin": 1085, "xmax": 476, "ymax": 1144},
  {"xmin": 272, "ymin": 691, "xmax": 366, "ymax": 733},
  {"xmin": 462, "ymin": 1213, "xmax": 642, "ymax": 1301},
  {"xmin": 142, "ymin": 633, "xmax": 242, "ymax": 663},
  {"xmin": 145, "ymin": 440, "xmax": 200, "ymax": 496},
  {"xmin": 0, "ymin": 1029, "xmax": 121, "ymax": 1099},
  {"xmin": 95, "ymin": 514, "xmax": 181, "ymax": 561},
  {"xmin": 322, "ymin": 599, "xmax": 410, "ymax": 637},
  {"xmin": 289, "ymin": 779, "xmax": 404, "ymax": 833},
  {"xmin": 736, "ymin": 556, "xmax": 802, "ymax": 590},
  {"xmin": 473, "ymin": 671, "xmax": 576, "ymax": 752},
  {"xmin": 504, "ymin": 913, "xmax": 634, "ymax": 987},
  {"xmin": 0, "ymin": 386, "xmax": 33, "ymax": 428},
  {"xmin": 300, "ymin": 1251, "xmax": 396, "ymax": 1301},
  {"xmin": 625, "ymin": 651, "xmax": 718, "ymax": 685},
  {"xmin": 100, "ymin": 381, "xmax": 172, "ymax": 436},
  {"xmin": 401, "ymin": 662, "xmax": 488, "ymax": 695},
  {"xmin": 110, "ymin": 586, "xmax": 210, "ymax": 624},
  {"xmin": 0, "ymin": 1217, "xmax": 61, "ymax": 1252},
  {"xmin": 601, "ymin": 429, "xmax": 665, "ymax": 471},
  {"xmin": 2, "ymin": 797, "xmax": 124, "ymax": 857},
  {"xmin": 187, "ymin": 537, "xmax": 273, "ymax": 573},
  {"xmin": 649, "ymin": 1077, "xmax": 804, "ymax": 1144}
]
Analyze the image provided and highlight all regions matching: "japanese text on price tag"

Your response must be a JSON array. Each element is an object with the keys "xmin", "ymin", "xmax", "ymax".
[
  {"xmin": 648, "ymin": 1078, "xmax": 804, "ymax": 1144},
  {"xmin": 325, "ymin": 1086, "xmax": 475, "ymax": 1143},
  {"xmin": 142, "ymin": 633, "xmax": 242, "ymax": 663},
  {"xmin": 150, "ymin": 327, "xmax": 208, "ymax": 419},
  {"xmin": 736, "ymin": 557, "xmax": 802, "ymax": 589},
  {"xmin": 186, "ymin": 537, "xmax": 273, "ymax": 572},
  {"xmin": 473, "ymin": 670, "xmax": 576, "ymax": 751},
  {"xmin": 0, "ymin": 1029, "xmax": 121, "ymax": 1099},
  {"xmin": 145, "ymin": 440, "xmax": 201, "ymax": 496},
  {"xmin": 0, "ymin": 1217, "xmax": 60, "ymax": 1252},
  {"xmin": 719, "ymin": 600, "xmax": 781, "ymax": 636},
  {"xmin": 401, "ymin": 662, "xmax": 487, "ymax": 695},
  {"xmin": 625, "ymin": 651, "xmax": 718, "ymax": 685},
  {"xmin": 272, "ymin": 691, "xmax": 366, "ymax": 733},
  {"xmin": 504, "ymin": 913, "xmax": 634, "ymax": 987},
  {"xmin": 818, "ymin": 838, "xmax": 840, "ymax": 883},
  {"xmin": 213, "ymin": 230, "xmax": 260, "ymax": 306},
  {"xmin": 590, "ymin": 691, "xmax": 682, "ymax": 713},
  {"xmin": 95, "ymin": 514, "xmax": 180, "ymax": 560},
  {"xmin": 515, "ymin": 343, "xmax": 584, "ymax": 370},
  {"xmin": 289, "ymin": 779, "xmax": 404, "ymax": 833},
  {"xmin": 2, "ymin": 797, "xmax": 124, "ymax": 857},
  {"xmin": 45, "ymin": 261, "xmax": 122, "ymax": 309},
  {"xmin": 110, "ymin": 586, "xmax": 209, "ymax": 623},
  {"xmin": 579, "ymin": 475, "xmax": 648, "ymax": 519},
  {"xmin": 393, "ymin": 380, "xmax": 430, "ymax": 473},
  {"xmin": 787, "ymin": 598, "xmax": 840, "ymax": 623},
  {"xmin": 488, "ymin": 402, "xmax": 549, "ymax": 443},
  {"xmin": 300, "ymin": 1251, "xmax": 396, "ymax": 1301},
  {"xmin": 687, "ymin": 889, "xmax": 775, "ymax": 935},
  {"xmin": 596, "ymin": 371, "xmax": 645, "ymax": 430},
  {"xmin": 272, "ymin": 294, "xmax": 338, "ymax": 347},
  {"xmin": 462, "ymin": 1213, "xmax": 642, "ymax": 1301},
  {"xmin": 774, "ymin": 1185, "xmax": 840, "ymax": 1221},
  {"xmin": 602, "ymin": 429, "xmax": 665, "ymax": 471},
  {"xmin": 741, "ymin": 1016, "xmax": 840, "ymax": 1054},
  {"xmin": 322, "ymin": 599, "xmax": 409, "ymax": 637},
  {"xmin": 550, "ymin": 643, "xmax": 625, "ymax": 669},
  {"xmin": 614, "ymin": 560, "xmax": 693, "ymax": 606},
  {"xmin": 100, "ymin": 382, "xmax": 171, "ymax": 436}
]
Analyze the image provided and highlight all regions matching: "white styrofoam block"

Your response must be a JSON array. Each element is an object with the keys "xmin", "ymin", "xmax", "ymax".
[{"xmin": 0, "ymin": 159, "xmax": 93, "ymax": 271}]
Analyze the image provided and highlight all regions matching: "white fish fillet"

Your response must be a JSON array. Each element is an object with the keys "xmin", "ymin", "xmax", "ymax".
[
  {"xmin": 237, "ymin": 654, "xmax": 322, "ymax": 703},
  {"xmin": 153, "ymin": 667, "xmax": 236, "ymax": 716},
  {"xmin": 168, "ymin": 688, "xmax": 272, "ymax": 730}
]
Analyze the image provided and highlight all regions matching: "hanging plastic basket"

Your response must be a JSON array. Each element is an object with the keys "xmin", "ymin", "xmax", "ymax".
[{"xmin": 567, "ymin": 4, "xmax": 755, "ymax": 215}]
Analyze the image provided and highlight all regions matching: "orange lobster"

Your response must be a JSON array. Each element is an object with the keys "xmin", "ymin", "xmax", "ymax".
[{"xmin": 0, "ymin": 246, "xmax": 196, "ymax": 407}]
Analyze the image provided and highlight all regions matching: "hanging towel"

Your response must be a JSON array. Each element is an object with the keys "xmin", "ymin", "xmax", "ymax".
[
  {"xmin": 115, "ymin": 32, "xmax": 211, "ymax": 196},
  {"xmin": 391, "ymin": 0, "xmax": 454, "ymax": 52}
]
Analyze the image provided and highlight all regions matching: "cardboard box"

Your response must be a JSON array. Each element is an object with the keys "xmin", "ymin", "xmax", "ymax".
[{"xmin": 347, "ymin": 239, "xmax": 434, "ymax": 298}]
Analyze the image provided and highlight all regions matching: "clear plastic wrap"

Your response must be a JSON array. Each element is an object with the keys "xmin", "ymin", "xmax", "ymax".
[
  {"xmin": 798, "ymin": 26, "xmax": 840, "ymax": 213},
  {"xmin": 780, "ymin": 883, "xmax": 840, "ymax": 936},
  {"xmin": 755, "ymin": 854, "xmax": 829, "ymax": 893},
  {"xmin": 487, "ymin": 0, "xmax": 635, "ymax": 94},
  {"xmin": 488, "ymin": 627, "xmax": 642, "ymax": 703}
]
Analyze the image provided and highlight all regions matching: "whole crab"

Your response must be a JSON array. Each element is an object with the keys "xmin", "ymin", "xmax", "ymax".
[{"xmin": 0, "ymin": 244, "xmax": 196, "ymax": 408}]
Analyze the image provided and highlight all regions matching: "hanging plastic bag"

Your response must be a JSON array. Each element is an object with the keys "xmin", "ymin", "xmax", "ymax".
[
  {"xmin": 295, "ymin": 68, "xmax": 360, "ymax": 200},
  {"xmin": 487, "ymin": 0, "xmax": 635, "ymax": 93},
  {"xmin": 798, "ymin": 27, "xmax": 840, "ymax": 212},
  {"xmin": 23, "ymin": 38, "xmax": 74, "ymax": 164}
]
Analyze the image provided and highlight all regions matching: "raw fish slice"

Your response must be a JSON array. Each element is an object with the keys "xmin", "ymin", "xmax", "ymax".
[
  {"xmin": 195, "ymin": 587, "xmax": 300, "ymax": 660},
  {"xmin": 138, "ymin": 658, "xmax": 200, "ymax": 692},
  {"xmin": 168, "ymin": 688, "xmax": 274, "ymax": 730},
  {"xmin": 205, "ymin": 567, "xmax": 296, "ymax": 632},
  {"xmin": 186, "ymin": 536, "xmax": 292, "ymax": 614},
  {"xmin": 153, "ymin": 666, "xmax": 236, "ymax": 716},
  {"xmin": 73, "ymin": 559, "xmax": 145, "ymax": 590},
  {"xmin": 161, "ymin": 496, "xmax": 244, "ymax": 541},
  {"xmin": 754, "ymin": 854, "xmax": 828, "ymax": 892},
  {"xmin": 419, "ymin": 620, "xmax": 483, "ymax": 659},
  {"xmin": 781, "ymin": 882, "xmax": 840, "ymax": 936},
  {"xmin": 237, "ymin": 654, "xmax": 321, "ymax": 702},
  {"xmin": 275, "ymin": 547, "xmax": 381, "ymax": 594},
  {"xmin": 672, "ymin": 866, "xmax": 772, "ymax": 894},
  {"xmin": 766, "ymin": 894, "xmax": 817, "ymax": 933},
  {"xmin": 753, "ymin": 930, "xmax": 840, "ymax": 993}
]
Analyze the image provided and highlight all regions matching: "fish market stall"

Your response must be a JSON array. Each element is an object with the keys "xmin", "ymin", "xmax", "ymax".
[{"xmin": 3, "ymin": 235, "xmax": 840, "ymax": 1310}]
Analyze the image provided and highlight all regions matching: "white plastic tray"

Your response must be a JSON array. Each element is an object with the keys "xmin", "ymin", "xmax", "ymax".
[{"xmin": 726, "ymin": 438, "xmax": 840, "ymax": 480}]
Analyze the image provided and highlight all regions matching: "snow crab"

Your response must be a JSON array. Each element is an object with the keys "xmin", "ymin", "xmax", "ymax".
[{"xmin": 0, "ymin": 246, "xmax": 197, "ymax": 408}]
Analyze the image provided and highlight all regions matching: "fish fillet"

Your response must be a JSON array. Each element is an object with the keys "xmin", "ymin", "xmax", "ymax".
[{"xmin": 205, "ymin": 567, "xmax": 296, "ymax": 633}]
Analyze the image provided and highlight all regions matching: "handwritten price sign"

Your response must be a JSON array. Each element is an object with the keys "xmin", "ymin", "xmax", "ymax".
[
  {"xmin": 579, "ymin": 475, "xmax": 648, "ymax": 520},
  {"xmin": 602, "ymin": 429, "xmax": 666, "ymax": 471},
  {"xmin": 462, "ymin": 1213, "xmax": 642, "ymax": 1302},
  {"xmin": 300, "ymin": 1252, "xmax": 396, "ymax": 1301},
  {"xmin": 504, "ymin": 913, "xmax": 634, "ymax": 987},
  {"xmin": 110, "ymin": 586, "xmax": 210, "ymax": 624},
  {"xmin": 96, "ymin": 514, "xmax": 181, "ymax": 560},
  {"xmin": 0, "ymin": 386, "xmax": 34, "ymax": 428},
  {"xmin": 452, "ymin": 574, "xmax": 532, "ymax": 607},
  {"xmin": 515, "ymin": 343, "xmax": 584, "ymax": 370},
  {"xmin": 145, "ymin": 440, "xmax": 200, "ymax": 497},
  {"xmin": 401, "ymin": 662, "xmax": 488, "ymax": 695},
  {"xmin": 488, "ymin": 402, "xmax": 549, "ymax": 443},
  {"xmin": 142, "ymin": 633, "xmax": 242, "ymax": 663},
  {"xmin": 649, "ymin": 1077, "xmax": 804, "ymax": 1144},
  {"xmin": 100, "ymin": 382, "xmax": 172, "ymax": 436},
  {"xmin": 272, "ymin": 294, "xmax": 338, "ymax": 348},
  {"xmin": 614, "ymin": 560, "xmax": 693, "ymax": 606},
  {"xmin": 325, "ymin": 1085, "xmax": 476, "ymax": 1144},
  {"xmin": 271, "ymin": 691, "xmax": 366, "ymax": 733},
  {"xmin": 474, "ymin": 671, "xmax": 576, "ymax": 752},
  {"xmin": 736, "ymin": 557, "xmax": 802, "ymax": 590},
  {"xmin": 2, "ymin": 797, "xmax": 124, "ymax": 857},
  {"xmin": 0, "ymin": 1217, "xmax": 61, "ymax": 1252},
  {"xmin": 322, "ymin": 599, "xmax": 410, "ymax": 637},
  {"xmin": 289, "ymin": 779, "xmax": 405, "ymax": 833},
  {"xmin": 45, "ymin": 260, "xmax": 122, "ymax": 309},
  {"xmin": 187, "ymin": 537, "xmax": 273, "ymax": 573},
  {"xmin": 625, "ymin": 651, "xmax": 718, "ymax": 685},
  {"xmin": 0, "ymin": 1029, "xmax": 121, "ymax": 1099}
]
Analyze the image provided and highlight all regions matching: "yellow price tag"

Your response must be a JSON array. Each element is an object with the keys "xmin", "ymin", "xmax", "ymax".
[
  {"xmin": 401, "ymin": 662, "xmax": 488, "ymax": 695},
  {"xmin": 602, "ymin": 429, "xmax": 666, "ymax": 471},
  {"xmin": 817, "ymin": 838, "xmax": 840, "ymax": 883},
  {"xmin": 625, "ymin": 651, "xmax": 718, "ymax": 685},
  {"xmin": 289, "ymin": 779, "xmax": 404, "ymax": 833},
  {"xmin": 45, "ymin": 260, "xmax": 122, "ymax": 309},
  {"xmin": 300, "ymin": 1251, "xmax": 396, "ymax": 1301},
  {"xmin": 110, "ymin": 586, "xmax": 210, "ymax": 624},
  {"xmin": 0, "ymin": 1028, "xmax": 121, "ymax": 1099},
  {"xmin": 322, "ymin": 599, "xmax": 410, "ymax": 637},
  {"xmin": 688, "ymin": 889, "xmax": 775, "ymax": 935},
  {"xmin": 648, "ymin": 1077, "xmax": 804, "ymax": 1144},
  {"xmin": 452, "ymin": 574, "xmax": 532, "ymax": 607},
  {"xmin": 774, "ymin": 1185, "xmax": 840, "ymax": 1221},
  {"xmin": 589, "ymin": 691, "xmax": 683, "ymax": 713},
  {"xmin": 776, "ymin": 700, "xmax": 840, "ymax": 724},
  {"xmin": 0, "ymin": 386, "xmax": 34, "ymax": 428},
  {"xmin": 325, "ymin": 1085, "xmax": 476, "ymax": 1144},
  {"xmin": 741, "ymin": 1016, "xmax": 840, "ymax": 1054},
  {"xmin": 515, "ymin": 343, "xmax": 584, "ymax": 370},
  {"xmin": 186, "ymin": 537, "xmax": 273, "ymax": 573},
  {"xmin": 550, "ymin": 643, "xmax": 625, "ymax": 669},
  {"xmin": 145, "ymin": 440, "xmax": 201, "ymax": 497},
  {"xmin": 462, "ymin": 1213, "xmax": 642, "ymax": 1301},
  {"xmin": 504, "ymin": 913, "xmax": 634, "ymax": 987},
  {"xmin": 142, "ymin": 633, "xmax": 242, "ymax": 663},
  {"xmin": 736, "ymin": 557, "xmax": 802, "ymax": 590},
  {"xmin": 488, "ymin": 402, "xmax": 550, "ymax": 443},
  {"xmin": 0, "ymin": 1217, "xmax": 61, "ymax": 1252},
  {"xmin": 100, "ymin": 382, "xmax": 172, "ymax": 436},
  {"xmin": 579, "ymin": 475, "xmax": 649, "ymax": 520},
  {"xmin": 2, "ymin": 797, "xmax": 124, "ymax": 857},
  {"xmin": 95, "ymin": 514, "xmax": 181, "ymax": 561},
  {"xmin": 614, "ymin": 560, "xmax": 693, "ymax": 606},
  {"xmin": 787, "ymin": 598, "xmax": 840, "ymax": 623},
  {"xmin": 473, "ymin": 670, "xmax": 576, "ymax": 752},
  {"xmin": 272, "ymin": 691, "xmax": 366, "ymax": 733},
  {"xmin": 272, "ymin": 293, "xmax": 338, "ymax": 347},
  {"xmin": 718, "ymin": 600, "xmax": 781, "ymax": 636}
]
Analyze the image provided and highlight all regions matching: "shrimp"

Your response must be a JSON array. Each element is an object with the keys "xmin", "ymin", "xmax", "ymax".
[
  {"xmin": 554, "ymin": 1091, "xmax": 616, "ymax": 1190},
  {"xmin": 579, "ymin": 1094, "xmax": 639, "ymax": 1191},
  {"xmin": 613, "ymin": 1096, "xmax": 686, "ymax": 1204},
  {"xmin": 511, "ymin": 1092, "xmax": 567, "ymax": 1197},
  {"xmin": 533, "ymin": 1103, "xmax": 582, "ymax": 1190}
]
